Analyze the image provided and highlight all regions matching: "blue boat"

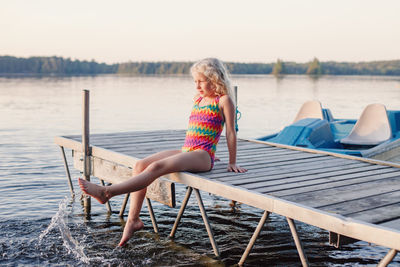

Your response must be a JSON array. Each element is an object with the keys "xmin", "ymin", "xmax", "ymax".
[{"xmin": 257, "ymin": 101, "xmax": 400, "ymax": 160}]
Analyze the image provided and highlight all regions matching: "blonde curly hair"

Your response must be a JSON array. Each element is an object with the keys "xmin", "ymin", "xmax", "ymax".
[{"xmin": 190, "ymin": 58, "xmax": 232, "ymax": 97}]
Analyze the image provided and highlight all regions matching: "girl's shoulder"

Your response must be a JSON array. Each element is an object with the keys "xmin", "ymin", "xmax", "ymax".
[{"xmin": 218, "ymin": 94, "xmax": 233, "ymax": 107}]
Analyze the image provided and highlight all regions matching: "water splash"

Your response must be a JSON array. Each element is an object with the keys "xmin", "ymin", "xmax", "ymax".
[{"xmin": 38, "ymin": 196, "xmax": 91, "ymax": 264}]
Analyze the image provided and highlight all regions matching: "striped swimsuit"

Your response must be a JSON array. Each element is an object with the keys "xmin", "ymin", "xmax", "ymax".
[{"xmin": 182, "ymin": 96, "xmax": 224, "ymax": 169}]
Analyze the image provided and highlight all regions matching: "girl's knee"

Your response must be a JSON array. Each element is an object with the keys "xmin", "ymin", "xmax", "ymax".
[
  {"xmin": 146, "ymin": 160, "xmax": 166, "ymax": 173},
  {"xmin": 133, "ymin": 160, "xmax": 147, "ymax": 174}
]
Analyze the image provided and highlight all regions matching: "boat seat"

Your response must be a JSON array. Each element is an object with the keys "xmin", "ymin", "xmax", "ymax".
[
  {"xmin": 293, "ymin": 100, "xmax": 324, "ymax": 123},
  {"xmin": 340, "ymin": 103, "xmax": 392, "ymax": 146}
]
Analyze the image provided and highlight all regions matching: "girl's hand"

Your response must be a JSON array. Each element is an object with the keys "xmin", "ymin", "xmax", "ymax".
[{"xmin": 227, "ymin": 164, "xmax": 247, "ymax": 173}]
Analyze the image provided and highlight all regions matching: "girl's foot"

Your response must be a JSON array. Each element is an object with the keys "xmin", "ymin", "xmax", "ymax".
[
  {"xmin": 78, "ymin": 178, "xmax": 110, "ymax": 204},
  {"xmin": 118, "ymin": 218, "xmax": 144, "ymax": 247}
]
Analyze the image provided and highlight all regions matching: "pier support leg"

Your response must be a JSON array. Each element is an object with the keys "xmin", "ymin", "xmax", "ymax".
[
  {"xmin": 170, "ymin": 187, "xmax": 193, "ymax": 238},
  {"xmin": 239, "ymin": 210, "xmax": 270, "ymax": 266},
  {"xmin": 170, "ymin": 187, "xmax": 219, "ymax": 256},
  {"xmin": 194, "ymin": 188, "xmax": 220, "ymax": 257},
  {"xmin": 286, "ymin": 217, "xmax": 309, "ymax": 267},
  {"xmin": 146, "ymin": 198, "xmax": 159, "ymax": 233},
  {"xmin": 60, "ymin": 146, "xmax": 74, "ymax": 197},
  {"xmin": 82, "ymin": 89, "xmax": 91, "ymax": 216},
  {"xmin": 378, "ymin": 249, "xmax": 398, "ymax": 267},
  {"xmin": 100, "ymin": 179, "xmax": 112, "ymax": 214},
  {"xmin": 119, "ymin": 193, "xmax": 130, "ymax": 217}
]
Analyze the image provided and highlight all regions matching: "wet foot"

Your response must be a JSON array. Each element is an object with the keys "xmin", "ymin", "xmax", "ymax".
[
  {"xmin": 78, "ymin": 178, "xmax": 110, "ymax": 204},
  {"xmin": 118, "ymin": 218, "xmax": 144, "ymax": 247}
]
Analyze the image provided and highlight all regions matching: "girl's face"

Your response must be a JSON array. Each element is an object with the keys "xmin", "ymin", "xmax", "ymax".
[{"xmin": 192, "ymin": 72, "xmax": 216, "ymax": 98}]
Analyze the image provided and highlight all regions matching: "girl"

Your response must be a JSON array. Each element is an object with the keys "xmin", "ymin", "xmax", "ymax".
[{"xmin": 78, "ymin": 58, "xmax": 247, "ymax": 246}]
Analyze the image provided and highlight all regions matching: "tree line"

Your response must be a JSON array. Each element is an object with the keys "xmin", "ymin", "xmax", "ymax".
[
  {"xmin": 0, "ymin": 56, "xmax": 117, "ymax": 75},
  {"xmin": 271, "ymin": 58, "xmax": 400, "ymax": 76},
  {"xmin": 1, "ymin": 55, "xmax": 400, "ymax": 76}
]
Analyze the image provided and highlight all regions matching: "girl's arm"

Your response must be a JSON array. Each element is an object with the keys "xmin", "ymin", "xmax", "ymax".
[{"xmin": 220, "ymin": 95, "xmax": 247, "ymax": 173}]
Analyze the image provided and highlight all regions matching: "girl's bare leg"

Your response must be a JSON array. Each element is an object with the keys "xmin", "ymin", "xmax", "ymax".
[
  {"xmin": 119, "ymin": 189, "xmax": 146, "ymax": 246},
  {"xmin": 79, "ymin": 149, "xmax": 211, "ymax": 246},
  {"xmin": 79, "ymin": 150, "xmax": 211, "ymax": 201},
  {"xmin": 119, "ymin": 150, "xmax": 181, "ymax": 246},
  {"xmin": 79, "ymin": 150, "xmax": 211, "ymax": 246},
  {"xmin": 78, "ymin": 150, "xmax": 181, "ymax": 203}
]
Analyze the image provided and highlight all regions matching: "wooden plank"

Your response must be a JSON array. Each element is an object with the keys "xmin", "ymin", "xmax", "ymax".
[
  {"xmin": 211, "ymin": 160, "xmax": 366, "ymax": 181},
  {"xmin": 100, "ymin": 141, "xmax": 183, "ymax": 152},
  {"xmin": 89, "ymin": 135, "xmax": 185, "ymax": 147},
  {"xmin": 216, "ymin": 149, "xmax": 307, "ymax": 160},
  {"xmin": 92, "ymin": 139, "xmax": 184, "ymax": 150},
  {"xmin": 55, "ymin": 136, "xmax": 84, "ymax": 152},
  {"xmin": 267, "ymin": 170, "xmax": 400, "ymax": 197},
  {"xmin": 217, "ymin": 147, "xmax": 304, "ymax": 157},
  {"xmin": 379, "ymin": 218, "xmax": 400, "ymax": 231},
  {"xmin": 67, "ymin": 129, "xmax": 186, "ymax": 140},
  {"xmin": 348, "ymin": 203, "xmax": 400, "ymax": 224},
  {"xmin": 318, "ymin": 190, "xmax": 400, "ymax": 216},
  {"xmin": 216, "ymin": 152, "xmax": 318, "ymax": 165},
  {"xmin": 242, "ymin": 165, "xmax": 393, "ymax": 190},
  {"xmin": 209, "ymin": 161, "xmax": 366, "ymax": 185},
  {"xmin": 224, "ymin": 162, "xmax": 379, "ymax": 186},
  {"xmin": 208, "ymin": 157, "xmax": 355, "ymax": 177},
  {"xmin": 222, "ymin": 140, "xmax": 281, "ymax": 150},
  {"xmin": 278, "ymin": 174, "xmax": 400, "ymax": 208},
  {"xmin": 73, "ymin": 151, "xmax": 176, "ymax": 207},
  {"xmin": 220, "ymin": 143, "xmax": 288, "ymax": 152},
  {"xmin": 86, "ymin": 130, "xmax": 185, "ymax": 140}
]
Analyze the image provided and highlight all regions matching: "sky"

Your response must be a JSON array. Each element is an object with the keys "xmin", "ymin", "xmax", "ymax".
[{"xmin": 1, "ymin": 0, "xmax": 400, "ymax": 64}]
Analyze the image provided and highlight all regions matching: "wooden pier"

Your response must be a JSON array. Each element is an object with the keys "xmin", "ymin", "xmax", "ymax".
[{"xmin": 55, "ymin": 129, "xmax": 400, "ymax": 266}]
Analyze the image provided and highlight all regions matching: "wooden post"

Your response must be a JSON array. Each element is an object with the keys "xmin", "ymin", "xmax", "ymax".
[
  {"xmin": 82, "ymin": 89, "xmax": 91, "ymax": 215},
  {"xmin": 233, "ymin": 85, "xmax": 238, "ymax": 132}
]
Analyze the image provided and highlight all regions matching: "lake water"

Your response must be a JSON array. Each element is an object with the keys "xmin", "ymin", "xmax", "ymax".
[{"xmin": 1, "ymin": 74, "xmax": 400, "ymax": 266}]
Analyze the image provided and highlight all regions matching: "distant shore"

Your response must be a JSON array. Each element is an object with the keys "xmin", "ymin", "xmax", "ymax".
[{"xmin": 1, "ymin": 56, "xmax": 400, "ymax": 76}]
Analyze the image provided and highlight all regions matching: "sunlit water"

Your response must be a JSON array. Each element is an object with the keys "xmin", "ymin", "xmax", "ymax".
[{"xmin": 1, "ymin": 74, "xmax": 400, "ymax": 266}]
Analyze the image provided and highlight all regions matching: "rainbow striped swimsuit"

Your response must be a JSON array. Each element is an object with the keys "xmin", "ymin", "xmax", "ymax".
[{"xmin": 182, "ymin": 96, "xmax": 224, "ymax": 168}]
